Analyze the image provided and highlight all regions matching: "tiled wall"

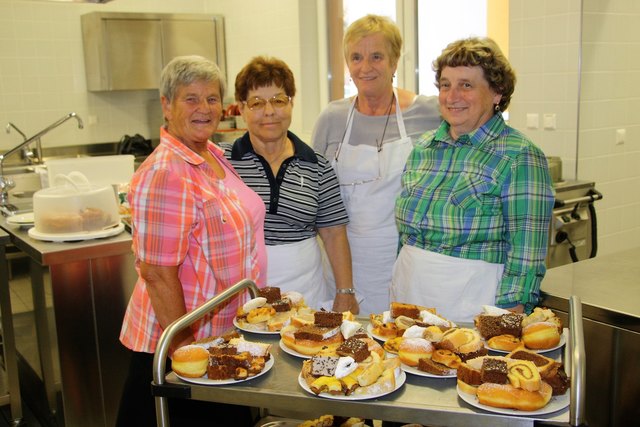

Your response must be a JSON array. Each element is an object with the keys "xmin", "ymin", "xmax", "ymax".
[
  {"xmin": 0, "ymin": 0, "xmax": 304, "ymax": 151},
  {"xmin": 508, "ymin": 0, "xmax": 582, "ymax": 179},
  {"xmin": 578, "ymin": 0, "xmax": 640, "ymax": 254},
  {"xmin": 508, "ymin": 0, "xmax": 640, "ymax": 256}
]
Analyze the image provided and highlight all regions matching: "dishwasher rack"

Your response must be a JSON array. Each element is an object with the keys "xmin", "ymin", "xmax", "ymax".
[{"xmin": 151, "ymin": 281, "xmax": 586, "ymax": 427}]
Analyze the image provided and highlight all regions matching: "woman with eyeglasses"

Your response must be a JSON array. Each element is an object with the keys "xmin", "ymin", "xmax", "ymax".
[
  {"xmin": 312, "ymin": 15, "xmax": 440, "ymax": 314},
  {"xmin": 223, "ymin": 56, "xmax": 358, "ymax": 314}
]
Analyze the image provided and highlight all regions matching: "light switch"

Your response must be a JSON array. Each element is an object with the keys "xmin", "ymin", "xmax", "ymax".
[
  {"xmin": 526, "ymin": 113, "xmax": 539, "ymax": 129},
  {"xmin": 616, "ymin": 128, "xmax": 626, "ymax": 145},
  {"xmin": 543, "ymin": 113, "xmax": 556, "ymax": 130}
]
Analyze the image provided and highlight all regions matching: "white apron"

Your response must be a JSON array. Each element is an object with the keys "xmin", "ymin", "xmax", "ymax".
[
  {"xmin": 330, "ymin": 89, "xmax": 413, "ymax": 315},
  {"xmin": 267, "ymin": 237, "xmax": 327, "ymax": 310},
  {"xmin": 391, "ymin": 245, "xmax": 504, "ymax": 323}
]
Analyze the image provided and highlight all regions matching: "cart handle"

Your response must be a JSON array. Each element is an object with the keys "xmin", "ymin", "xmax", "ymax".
[
  {"xmin": 568, "ymin": 295, "xmax": 587, "ymax": 426},
  {"xmin": 152, "ymin": 278, "xmax": 260, "ymax": 427}
]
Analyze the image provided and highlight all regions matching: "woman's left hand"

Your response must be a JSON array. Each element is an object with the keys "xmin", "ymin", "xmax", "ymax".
[{"xmin": 333, "ymin": 293, "xmax": 359, "ymax": 315}]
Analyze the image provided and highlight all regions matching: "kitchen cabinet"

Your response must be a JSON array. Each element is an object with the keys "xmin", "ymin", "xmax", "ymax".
[{"xmin": 81, "ymin": 12, "xmax": 226, "ymax": 91}]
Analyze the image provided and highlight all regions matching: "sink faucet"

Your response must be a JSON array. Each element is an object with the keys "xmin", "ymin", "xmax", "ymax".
[
  {"xmin": 5, "ymin": 122, "xmax": 41, "ymax": 165},
  {"xmin": 0, "ymin": 112, "xmax": 84, "ymax": 205}
]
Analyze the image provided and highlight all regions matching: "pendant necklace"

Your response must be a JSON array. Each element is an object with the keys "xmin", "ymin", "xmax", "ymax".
[{"xmin": 376, "ymin": 92, "xmax": 395, "ymax": 152}]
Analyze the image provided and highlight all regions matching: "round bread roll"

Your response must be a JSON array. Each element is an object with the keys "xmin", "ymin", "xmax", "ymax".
[
  {"xmin": 398, "ymin": 338, "xmax": 434, "ymax": 367},
  {"xmin": 280, "ymin": 325, "xmax": 343, "ymax": 356},
  {"xmin": 522, "ymin": 322, "xmax": 560, "ymax": 349},
  {"xmin": 171, "ymin": 345, "xmax": 209, "ymax": 378},
  {"xmin": 487, "ymin": 334, "xmax": 523, "ymax": 352},
  {"xmin": 476, "ymin": 381, "xmax": 552, "ymax": 411}
]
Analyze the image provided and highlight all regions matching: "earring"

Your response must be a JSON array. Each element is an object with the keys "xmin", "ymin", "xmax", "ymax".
[{"xmin": 494, "ymin": 104, "xmax": 500, "ymax": 112}]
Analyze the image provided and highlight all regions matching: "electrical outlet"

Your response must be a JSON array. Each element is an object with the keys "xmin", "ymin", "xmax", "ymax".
[
  {"xmin": 526, "ymin": 113, "xmax": 539, "ymax": 129},
  {"xmin": 543, "ymin": 113, "xmax": 556, "ymax": 130}
]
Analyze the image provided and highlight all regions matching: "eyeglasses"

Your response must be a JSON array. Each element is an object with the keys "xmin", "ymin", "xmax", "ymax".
[{"xmin": 243, "ymin": 94, "xmax": 291, "ymax": 111}]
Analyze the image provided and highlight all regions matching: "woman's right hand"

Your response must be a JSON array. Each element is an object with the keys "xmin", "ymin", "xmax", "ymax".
[{"xmin": 333, "ymin": 293, "xmax": 359, "ymax": 315}]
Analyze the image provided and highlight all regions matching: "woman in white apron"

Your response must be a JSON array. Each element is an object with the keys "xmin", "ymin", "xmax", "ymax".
[
  {"xmin": 224, "ymin": 56, "xmax": 358, "ymax": 313},
  {"xmin": 393, "ymin": 37, "xmax": 554, "ymax": 322},
  {"xmin": 331, "ymin": 90, "xmax": 411, "ymax": 314},
  {"xmin": 313, "ymin": 15, "xmax": 440, "ymax": 315}
]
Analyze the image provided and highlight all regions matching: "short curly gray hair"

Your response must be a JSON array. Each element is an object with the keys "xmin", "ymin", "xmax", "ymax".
[{"xmin": 160, "ymin": 55, "xmax": 226, "ymax": 102}]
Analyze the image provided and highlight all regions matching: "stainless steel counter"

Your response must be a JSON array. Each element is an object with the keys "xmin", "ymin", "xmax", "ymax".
[
  {"xmin": 541, "ymin": 247, "xmax": 640, "ymax": 332},
  {"xmin": 540, "ymin": 248, "xmax": 640, "ymax": 426},
  {"xmin": 0, "ymin": 221, "xmax": 137, "ymax": 427}
]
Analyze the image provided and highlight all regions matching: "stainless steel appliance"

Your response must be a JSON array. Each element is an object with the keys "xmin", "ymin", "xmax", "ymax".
[{"xmin": 547, "ymin": 180, "xmax": 603, "ymax": 268}]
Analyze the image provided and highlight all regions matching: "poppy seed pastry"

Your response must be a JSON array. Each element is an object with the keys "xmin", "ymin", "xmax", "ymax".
[{"xmin": 310, "ymin": 355, "xmax": 340, "ymax": 377}]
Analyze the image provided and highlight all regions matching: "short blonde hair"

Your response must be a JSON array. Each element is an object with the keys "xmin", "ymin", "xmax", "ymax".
[
  {"xmin": 343, "ymin": 14, "xmax": 402, "ymax": 66},
  {"xmin": 433, "ymin": 37, "xmax": 516, "ymax": 112}
]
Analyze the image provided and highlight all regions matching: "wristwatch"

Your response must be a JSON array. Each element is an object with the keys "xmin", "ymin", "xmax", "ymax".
[{"xmin": 336, "ymin": 288, "xmax": 356, "ymax": 295}]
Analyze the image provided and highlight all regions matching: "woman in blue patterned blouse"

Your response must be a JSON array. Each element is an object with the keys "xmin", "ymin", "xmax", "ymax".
[{"xmin": 393, "ymin": 37, "xmax": 554, "ymax": 322}]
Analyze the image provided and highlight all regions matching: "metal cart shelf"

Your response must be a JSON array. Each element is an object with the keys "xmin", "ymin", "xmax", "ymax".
[{"xmin": 152, "ymin": 280, "xmax": 586, "ymax": 427}]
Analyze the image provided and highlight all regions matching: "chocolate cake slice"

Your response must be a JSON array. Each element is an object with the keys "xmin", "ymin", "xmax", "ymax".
[
  {"xmin": 271, "ymin": 299, "xmax": 292, "ymax": 312},
  {"xmin": 336, "ymin": 337, "xmax": 370, "ymax": 362},
  {"xmin": 259, "ymin": 286, "xmax": 282, "ymax": 304},
  {"xmin": 475, "ymin": 313, "xmax": 524, "ymax": 339},
  {"xmin": 480, "ymin": 358, "xmax": 508, "ymax": 384},
  {"xmin": 418, "ymin": 357, "xmax": 457, "ymax": 376},
  {"xmin": 294, "ymin": 325, "xmax": 340, "ymax": 341},
  {"xmin": 314, "ymin": 310, "xmax": 343, "ymax": 328}
]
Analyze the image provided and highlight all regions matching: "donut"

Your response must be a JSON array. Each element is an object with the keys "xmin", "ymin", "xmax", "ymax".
[
  {"xmin": 522, "ymin": 321, "xmax": 560, "ymax": 349},
  {"xmin": 171, "ymin": 345, "xmax": 208, "ymax": 378},
  {"xmin": 398, "ymin": 337, "xmax": 434, "ymax": 367},
  {"xmin": 476, "ymin": 381, "xmax": 553, "ymax": 411},
  {"xmin": 487, "ymin": 334, "xmax": 523, "ymax": 352}
]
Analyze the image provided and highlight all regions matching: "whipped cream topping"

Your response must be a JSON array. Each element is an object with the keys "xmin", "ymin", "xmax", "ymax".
[
  {"xmin": 243, "ymin": 297, "xmax": 267, "ymax": 312},
  {"xmin": 334, "ymin": 356, "xmax": 358, "ymax": 379},
  {"xmin": 283, "ymin": 291, "xmax": 304, "ymax": 306},
  {"xmin": 419, "ymin": 310, "xmax": 456, "ymax": 328},
  {"xmin": 403, "ymin": 325, "xmax": 427, "ymax": 338},
  {"xmin": 482, "ymin": 305, "xmax": 511, "ymax": 316},
  {"xmin": 194, "ymin": 337, "xmax": 224, "ymax": 349},
  {"xmin": 321, "ymin": 326, "xmax": 341, "ymax": 340},
  {"xmin": 340, "ymin": 320, "xmax": 362, "ymax": 339}
]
